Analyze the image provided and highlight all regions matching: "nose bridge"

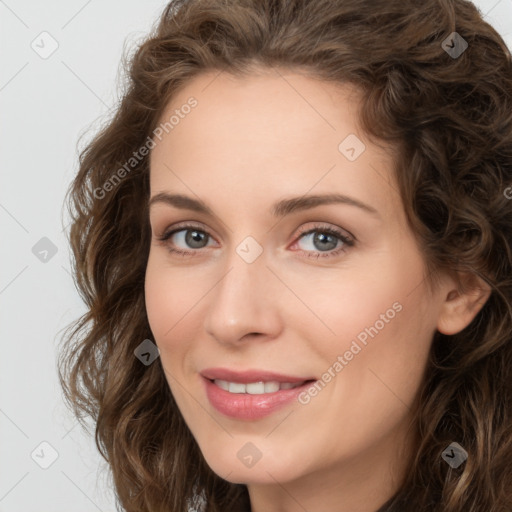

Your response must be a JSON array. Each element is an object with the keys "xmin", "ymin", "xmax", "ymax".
[{"xmin": 203, "ymin": 238, "xmax": 281, "ymax": 344}]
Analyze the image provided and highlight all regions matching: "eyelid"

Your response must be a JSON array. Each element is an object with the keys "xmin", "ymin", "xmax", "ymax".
[
  {"xmin": 294, "ymin": 222, "xmax": 355, "ymax": 242},
  {"xmin": 156, "ymin": 221, "xmax": 354, "ymax": 241},
  {"xmin": 157, "ymin": 220, "xmax": 215, "ymax": 240}
]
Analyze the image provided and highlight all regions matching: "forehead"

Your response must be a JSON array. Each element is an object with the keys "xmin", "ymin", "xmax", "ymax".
[
  {"xmin": 154, "ymin": 68, "xmax": 366, "ymax": 152},
  {"xmin": 149, "ymin": 68, "xmax": 401, "ymax": 224}
]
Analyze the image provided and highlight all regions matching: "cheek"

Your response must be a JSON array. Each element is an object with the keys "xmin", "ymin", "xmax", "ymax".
[
  {"xmin": 144, "ymin": 252, "xmax": 192, "ymax": 352},
  {"xmin": 144, "ymin": 256, "xmax": 196, "ymax": 405},
  {"xmin": 295, "ymin": 272, "xmax": 406, "ymax": 358},
  {"xmin": 322, "ymin": 275, "xmax": 434, "ymax": 423},
  {"xmin": 300, "ymin": 288, "xmax": 433, "ymax": 461},
  {"xmin": 144, "ymin": 251, "xmax": 219, "ymax": 382},
  {"xmin": 311, "ymin": 249, "xmax": 434, "ymax": 397},
  {"xmin": 144, "ymin": 259, "xmax": 170, "ymax": 339}
]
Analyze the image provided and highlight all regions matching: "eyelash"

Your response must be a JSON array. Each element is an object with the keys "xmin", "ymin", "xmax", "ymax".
[{"xmin": 156, "ymin": 222, "xmax": 355, "ymax": 259}]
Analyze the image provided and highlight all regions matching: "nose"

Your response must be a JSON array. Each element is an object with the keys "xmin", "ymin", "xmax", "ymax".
[{"xmin": 203, "ymin": 245, "xmax": 283, "ymax": 346}]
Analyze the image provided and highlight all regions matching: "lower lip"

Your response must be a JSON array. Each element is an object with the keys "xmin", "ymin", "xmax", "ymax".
[{"xmin": 202, "ymin": 377, "xmax": 315, "ymax": 420}]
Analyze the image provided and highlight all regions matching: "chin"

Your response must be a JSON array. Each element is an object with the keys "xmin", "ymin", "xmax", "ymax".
[{"xmin": 200, "ymin": 444, "xmax": 305, "ymax": 485}]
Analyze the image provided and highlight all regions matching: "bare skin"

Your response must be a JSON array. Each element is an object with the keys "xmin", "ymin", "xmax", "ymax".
[{"xmin": 144, "ymin": 67, "xmax": 490, "ymax": 512}]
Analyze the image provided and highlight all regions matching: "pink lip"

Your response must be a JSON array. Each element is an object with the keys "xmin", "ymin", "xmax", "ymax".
[
  {"xmin": 200, "ymin": 367, "xmax": 315, "ymax": 384},
  {"xmin": 201, "ymin": 373, "xmax": 317, "ymax": 421}
]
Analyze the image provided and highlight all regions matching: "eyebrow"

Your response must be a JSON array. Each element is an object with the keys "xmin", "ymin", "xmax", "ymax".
[{"xmin": 148, "ymin": 192, "xmax": 380, "ymax": 218}]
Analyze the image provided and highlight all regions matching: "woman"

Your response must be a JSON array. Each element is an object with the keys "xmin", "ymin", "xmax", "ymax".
[{"xmin": 58, "ymin": 0, "xmax": 512, "ymax": 510}]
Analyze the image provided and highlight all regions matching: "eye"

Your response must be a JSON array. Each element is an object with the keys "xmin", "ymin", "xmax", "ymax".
[
  {"xmin": 291, "ymin": 224, "xmax": 355, "ymax": 259},
  {"xmin": 155, "ymin": 222, "xmax": 355, "ymax": 259},
  {"xmin": 156, "ymin": 223, "xmax": 216, "ymax": 257}
]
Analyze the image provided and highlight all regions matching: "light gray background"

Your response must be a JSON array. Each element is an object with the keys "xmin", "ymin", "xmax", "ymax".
[{"xmin": 1, "ymin": 1, "xmax": 511, "ymax": 510}]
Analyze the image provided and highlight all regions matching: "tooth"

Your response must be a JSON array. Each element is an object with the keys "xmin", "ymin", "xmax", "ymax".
[
  {"xmin": 213, "ymin": 379, "xmax": 305, "ymax": 393},
  {"xmin": 264, "ymin": 381, "xmax": 280, "ymax": 393},
  {"xmin": 246, "ymin": 382, "xmax": 265, "ymax": 394},
  {"xmin": 228, "ymin": 382, "xmax": 246, "ymax": 393},
  {"xmin": 215, "ymin": 379, "xmax": 230, "ymax": 391}
]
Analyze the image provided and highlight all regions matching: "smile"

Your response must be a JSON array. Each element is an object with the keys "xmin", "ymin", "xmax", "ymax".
[
  {"xmin": 203, "ymin": 377, "xmax": 316, "ymax": 420},
  {"xmin": 212, "ymin": 379, "xmax": 306, "ymax": 394}
]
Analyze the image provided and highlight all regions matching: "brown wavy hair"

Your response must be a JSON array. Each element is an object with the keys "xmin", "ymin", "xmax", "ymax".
[{"xmin": 57, "ymin": 0, "xmax": 512, "ymax": 510}]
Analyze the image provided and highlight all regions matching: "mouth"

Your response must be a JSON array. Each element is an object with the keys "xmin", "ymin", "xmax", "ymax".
[
  {"xmin": 206, "ymin": 378, "xmax": 316, "ymax": 394},
  {"xmin": 201, "ymin": 374, "xmax": 318, "ymax": 421},
  {"xmin": 200, "ymin": 367, "xmax": 316, "ymax": 385}
]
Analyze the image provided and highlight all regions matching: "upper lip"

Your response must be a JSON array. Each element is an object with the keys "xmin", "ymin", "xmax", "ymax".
[{"xmin": 201, "ymin": 367, "xmax": 315, "ymax": 384}]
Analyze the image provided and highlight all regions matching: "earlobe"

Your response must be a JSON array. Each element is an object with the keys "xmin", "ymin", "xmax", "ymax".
[{"xmin": 436, "ymin": 273, "xmax": 492, "ymax": 335}]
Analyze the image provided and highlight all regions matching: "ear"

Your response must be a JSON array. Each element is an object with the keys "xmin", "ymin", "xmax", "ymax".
[{"xmin": 436, "ymin": 272, "xmax": 492, "ymax": 335}]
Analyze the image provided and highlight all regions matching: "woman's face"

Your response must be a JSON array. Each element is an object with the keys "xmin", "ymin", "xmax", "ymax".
[{"xmin": 145, "ymin": 69, "xmax": 450, "ymax": 496}]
